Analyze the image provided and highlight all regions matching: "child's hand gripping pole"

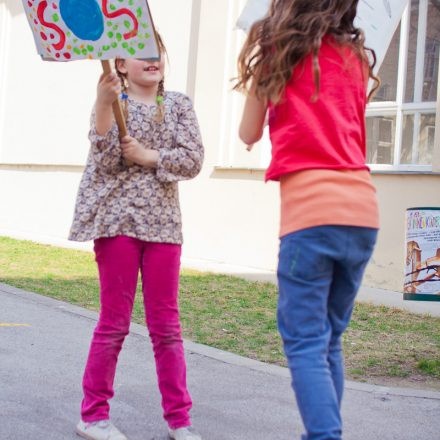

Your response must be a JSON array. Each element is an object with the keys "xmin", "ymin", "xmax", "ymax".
[{"xmin": 101, "ymin": 60, "xmax": 133, "ymax": 166}]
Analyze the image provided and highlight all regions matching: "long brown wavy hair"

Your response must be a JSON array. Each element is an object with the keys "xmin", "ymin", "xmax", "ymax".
[
  {"xmin": 234, "ymin": 0, "xmax": 380, "ymax": 104},
  {"xmin": 115, "ymin": 32, "xmax": 167, "ymax": 123}
]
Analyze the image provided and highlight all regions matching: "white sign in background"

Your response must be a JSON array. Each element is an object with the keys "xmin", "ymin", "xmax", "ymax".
[{"xmin": 236, "ymin": 0, "xmax": 409, "ymax": 73}]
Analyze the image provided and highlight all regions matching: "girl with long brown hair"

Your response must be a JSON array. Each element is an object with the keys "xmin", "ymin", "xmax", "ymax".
[
  {"xmin": 70, "ymin": 33, "xmax": 204, "ymax": 440},
  {"xmin": 235, "ymin": 1, "xmax": 380, "ymax": 438}
]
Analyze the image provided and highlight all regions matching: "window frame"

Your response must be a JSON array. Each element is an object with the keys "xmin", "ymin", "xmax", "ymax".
[
  {"xmin": 217, "ymin": 0, "xmax": 440, "ymax": 173},
  {"xmin": 367, "ymin": 0, "xmax": 440, "ymax": 172}
]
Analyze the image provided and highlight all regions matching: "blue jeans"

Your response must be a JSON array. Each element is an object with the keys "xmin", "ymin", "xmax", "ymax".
[{"xmin": 277, "ymin": 226, "xmax": 377, "ymax": 440}]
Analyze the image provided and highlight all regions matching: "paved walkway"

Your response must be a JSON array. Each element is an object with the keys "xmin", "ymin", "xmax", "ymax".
[{"xmin": 1, "ymin": 283, "xmax": 439, "ymax": 440}]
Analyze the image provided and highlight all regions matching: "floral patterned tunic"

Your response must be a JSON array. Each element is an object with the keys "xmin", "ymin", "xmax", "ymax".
[{"xmin": 69, "ymin": 92, "xmax": 204, "ymax": 244}]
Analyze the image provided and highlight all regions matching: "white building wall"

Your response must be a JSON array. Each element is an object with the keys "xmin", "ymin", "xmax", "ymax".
[
  {"xmin": 1, "ymin": 0, "xmax": 439, "ymax": 293},
  {"xmin": 0, "ymin": 0, "xmax": 195, "ymax": 249}
]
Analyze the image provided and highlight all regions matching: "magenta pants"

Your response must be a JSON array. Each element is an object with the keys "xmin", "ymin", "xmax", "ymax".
[{"xmin": 81, "ymin": 236, "xmax": 192, "ymax": 429}]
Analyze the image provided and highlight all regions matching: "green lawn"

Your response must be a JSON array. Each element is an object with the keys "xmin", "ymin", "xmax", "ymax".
[{"xmin": 1, "ymin": 236, "xmax": 439, "ymax": 389}]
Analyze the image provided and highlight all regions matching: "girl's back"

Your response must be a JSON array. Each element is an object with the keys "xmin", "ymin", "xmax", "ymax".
[
  {"xmin": 267, "ymin": 36, "xmax": 369, "ymax": 181},
  {"xmin": 235, "ymin": 2, "xmax": 380, "ymax": 439}
]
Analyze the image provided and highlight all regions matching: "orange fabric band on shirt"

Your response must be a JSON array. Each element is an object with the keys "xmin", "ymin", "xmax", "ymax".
[{"xmin": 280, "ymin": 169, "xmax": 380, "ymax": 237}]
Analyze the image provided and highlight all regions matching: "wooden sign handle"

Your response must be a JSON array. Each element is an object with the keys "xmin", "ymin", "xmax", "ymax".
[{"xmin": 101, "ymin": 60, "xmax": 132, "ymax": 166}]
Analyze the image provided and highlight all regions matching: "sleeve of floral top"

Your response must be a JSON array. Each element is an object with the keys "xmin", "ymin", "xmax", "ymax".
[
  {"xmin": 88, "ymin": 108, "xmax": 122, "ymax": 173},
  {"xmin": 156, "ymin": 95, "xmax": 204, "ymax": 182}
]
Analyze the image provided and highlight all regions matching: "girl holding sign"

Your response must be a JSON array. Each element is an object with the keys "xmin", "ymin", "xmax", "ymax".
[
  {"xmin": 69, "ymin": 35, "xmax": 203, "ymax": 440},
  {"xmin": 235, "ymin": 1, "xmax": 380, "ymax": 439}
]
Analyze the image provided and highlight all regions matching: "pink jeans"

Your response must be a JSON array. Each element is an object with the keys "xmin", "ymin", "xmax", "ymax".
[{"xmin": 81, "ymin": 236, "xmax": 192, "ymax": 429}]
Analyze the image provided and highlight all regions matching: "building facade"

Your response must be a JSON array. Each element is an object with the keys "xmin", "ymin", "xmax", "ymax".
[{"xmin": 0, "ymin": 0, "xmax": 439, "ymax": 292}]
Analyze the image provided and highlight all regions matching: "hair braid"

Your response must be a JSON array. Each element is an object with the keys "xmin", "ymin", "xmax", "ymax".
[
  {"xmin": 115, "ymin": 61, "xmax": 129, "ymax": 120},
  {"xmin": 155, "ymin": 79, "xmax": 165, "ymax": 123}
]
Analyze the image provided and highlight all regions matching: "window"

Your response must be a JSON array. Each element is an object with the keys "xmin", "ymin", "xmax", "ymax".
[
  {"xmin": 367, "ymin": 0, "xmax": 440, "ymax": 171},
  {"xmin": 218, "ymin": 0, "xmax": 439, "ymax": 172}
]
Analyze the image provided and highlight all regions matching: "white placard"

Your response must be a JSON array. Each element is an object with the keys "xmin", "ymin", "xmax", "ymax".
[
  {"xmin": 236, "ymin": 0, "xmax": 271, "ymax": 33},
  {"xmin": 356, "ymin": 0, "xmax": 408, "ymax": 71},
  {"xmin": 22, "ymin": 0, "xmax": 159, "ymax": 62},
  {"xmin": 236, "ymin": 0, "xmax": 409, "ymax": 73}
]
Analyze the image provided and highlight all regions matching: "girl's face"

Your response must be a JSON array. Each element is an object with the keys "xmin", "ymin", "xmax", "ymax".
[{"xmin": 118, "ymin": 56, "xmax": 165, "ymax": 88}]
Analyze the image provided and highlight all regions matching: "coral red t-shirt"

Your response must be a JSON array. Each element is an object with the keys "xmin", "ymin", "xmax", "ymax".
[{"xmin": 266, "ymin": 36, "xmax": 370, "ymax": 182}]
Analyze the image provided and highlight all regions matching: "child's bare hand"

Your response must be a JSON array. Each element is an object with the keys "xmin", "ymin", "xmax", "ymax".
[
  {"xmin": 96, "ymin": 73, "xmax": 121, "ymax": 108},
  {"xmin": 121, "ymin": 136, "xmax": 159, "ymax": 168}
]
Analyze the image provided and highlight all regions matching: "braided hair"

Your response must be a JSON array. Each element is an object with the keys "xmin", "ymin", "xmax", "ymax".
[
  {"xmin": 155, "ymin": 78, "xmax": 165, "ymax": 123},
  {"xmin": 115, "ymin": 32, "xmax": 167, "ymax": 123},
  {"xmin": 115, "ymin": 64, "xmax": 129, "ymax": 120}
]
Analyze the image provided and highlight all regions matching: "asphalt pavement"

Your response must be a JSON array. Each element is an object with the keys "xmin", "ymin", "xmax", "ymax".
[{"xmin": 1, "ymin": 283, "xmax": 439, "ymax": 440}]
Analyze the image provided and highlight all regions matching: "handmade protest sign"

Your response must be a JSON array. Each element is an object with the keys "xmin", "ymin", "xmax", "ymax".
[
  {"xmin": 236, "ymin": 0, "xmax": 409, "ymax": 74},
  {"xmin": 22, "ymin": 0, "xmax": 160, "ymax": 61},
  {"xmin": 22, "ymin": 0, "xmax": 160, "ymax": 162}
]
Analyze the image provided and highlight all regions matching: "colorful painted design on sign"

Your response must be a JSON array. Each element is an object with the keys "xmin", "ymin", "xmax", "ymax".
[{"xmin": 22, "ymin": 0, "xmax": 159, "ymax": 61}]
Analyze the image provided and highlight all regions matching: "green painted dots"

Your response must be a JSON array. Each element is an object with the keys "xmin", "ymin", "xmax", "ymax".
[
  {"xmin": 64, "ymin": 3, "xmax": 153, "ymax": 59},
  {"xmin": 52, "ymin": 13, "xmax": 59, "ymax": 22}
]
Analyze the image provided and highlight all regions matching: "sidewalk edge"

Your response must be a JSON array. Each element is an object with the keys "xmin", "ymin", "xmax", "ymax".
[{"xmin": 1, "ymin": 282, "xmax": 440, "ymax": 401}]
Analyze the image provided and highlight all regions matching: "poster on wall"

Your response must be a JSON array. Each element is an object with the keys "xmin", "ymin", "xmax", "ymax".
[
  {"xmin": 21, "ymin": 0, "xmax": 160, "ymax": 61},
  {"xmin": 405, "ymin": 208, "xmax": 440, "ymax": 301},
  {"xmin": 236, "ymin": 0, "xmax": 409, "ymax": 73}
]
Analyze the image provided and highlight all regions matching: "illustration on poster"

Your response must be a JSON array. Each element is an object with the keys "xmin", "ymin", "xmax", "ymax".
[{"xmin": 405, "ymin": 210, "xmax": 440, "ymax": 297}]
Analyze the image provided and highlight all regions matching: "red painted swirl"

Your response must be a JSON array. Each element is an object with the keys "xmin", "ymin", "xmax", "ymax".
[
  {"xmin": 37, "ymin": 0, "xmax": 66, "ymax": 51},
  {"xmin": 101, "ymin": 0, "xmax": 138, "ymax": 40}
]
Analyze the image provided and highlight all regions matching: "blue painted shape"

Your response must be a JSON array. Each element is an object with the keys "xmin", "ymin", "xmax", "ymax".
[{"xmin": 60, "ymin": 0, "xmax": 104, "ymax": 41}]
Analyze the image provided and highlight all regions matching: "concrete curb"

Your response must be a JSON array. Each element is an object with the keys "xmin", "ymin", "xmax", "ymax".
[{"xmin": 1, "ymin": 282, "xmax": 440, "ymax": 401}]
